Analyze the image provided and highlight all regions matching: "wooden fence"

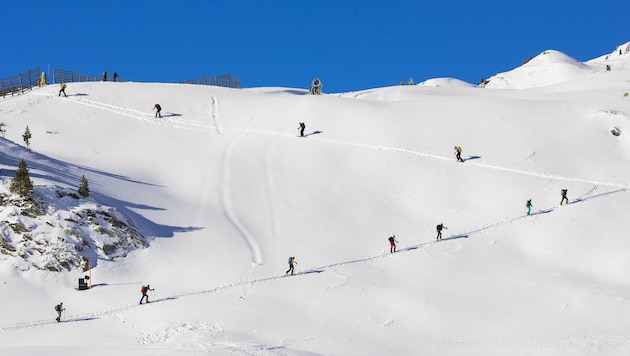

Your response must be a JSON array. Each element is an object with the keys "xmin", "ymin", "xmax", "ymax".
[
  {"xmin": 54, "ymin": 70, "xmax": 240, "ymax": 88},
  {"xmin": 53, "ymin": 69, "xmax": 104, "ymax": 83},
  {"xmin": 0, "ymin": 67, "xmax": 40, "ymax": 98},
  {"xmin": 179, "ymin": 73, "xmax": 241, "ymax": 88}
]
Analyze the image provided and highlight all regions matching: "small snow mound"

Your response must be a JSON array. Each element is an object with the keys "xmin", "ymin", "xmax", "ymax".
[
  {"xmin": 485, "ymin": 50, "xmax": 596, "ymax": 89},
  {"xmin": 417, "ymin": 78, "xmax": 477, "ymax": 88}
]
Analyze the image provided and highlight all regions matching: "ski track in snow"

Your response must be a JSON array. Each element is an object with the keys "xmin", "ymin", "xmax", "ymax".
[
  {"xmin": 210, "ymin": 95, "xmax": 225, "ymax": 135},
  {"xmin": 0, "ymin": 181, "xmax": 625, "ymax": 336},
  {"xmin": 35, "ymin": 93, "xmax": 217, "ymax": 131},
  {"xmin": 39, "ymin": 92, "xmax": 629, "ymax": 190},
  {"xmin": 220, "ymin": 115, "xmax": 263, "ymax": 265},
  {"xmin": 306, "ymin": 135, "xmax": 629, "ymax": 189}
]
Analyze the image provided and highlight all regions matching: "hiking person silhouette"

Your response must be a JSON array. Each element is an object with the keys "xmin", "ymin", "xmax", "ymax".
[
  {"xmin": 153, "ymin": 104, "xmax": 162, "ymax": 118},
  {"xmin": 139, "ymin": 284, "xmax": 154, "ymax": 304},
  {"xmin": 454, "ymin": 146, "xmax": 463, "ymax": 162},
  {"xmin": 436, "ymin": 223, "xmax": 448, "ymax": 240},
  {"xmin": 526, "ymin": 199, "xmax": 533, "ymax": 215},
  {"xmin": 58, "ymin": 83, "xmax": 67, "ymax": 97},
  {"xmin": 54, "ymin": 302, "xmax": 65, "ymax": 322},
  {"xmin": 285, "ymin": 256, "xmax": 297, "ymax": 275},
  {"xmin": 298, "ymin": 122, "xmax": 306, "ymax": 137},
  {"xmin": 388, "ymin": 234, "xmax": 398, "ymax": 253},
  {"xmin": 560, "ymin": 189, "xmax": 569, "ymax": 205}
]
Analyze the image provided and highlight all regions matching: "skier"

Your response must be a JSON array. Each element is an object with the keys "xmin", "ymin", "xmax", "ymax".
[
  {"xmin": 54, "ymin": 302, "xmax": 65, "ymax": 322},
  {"xmin": 298, "ymin": 122, "xmax": 306, "ymax": 137},
  {"xmin": 139, "ymin": 284, "xmax": 154, "ymax": 304},
  {"xmin": 102, "ymin": 70, "xmax": 108, "ymax": 81},
  {"xmin": 285, "ymin": 256, "xmax": 297, "ymax": 275},
  {"xmin": 388, "ymin": 234, "xmax": 398, "ymax": 253},
  {"xmin": 58, "ymin": 83, "xmax": 67, "ymax": 97},
  {"xmin": 454, "ymin": 146, "xmax": 463, "ymax": 162},
  {"xmin": 526, "ymin": 199, "xmax": 533, "ymax": 215},
  {"xmin": 113, "ymin": 72, "xmax": 119, "ymax": 82},
  {"xmin": 560, "ymin": 189, "xmax": 569, "ymax": 205},
  {"xmin": 153, "ymin": 104, "xmax": 162, "ymax": 118},
  {"xmin": 436, "ymin": 223, "xmax": 447, "ymax": 240}
]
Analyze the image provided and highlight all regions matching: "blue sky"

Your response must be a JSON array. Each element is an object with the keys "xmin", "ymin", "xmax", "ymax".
[{"xmin": 2, "ymin": 0, "xmax": 629, "ymax": 93}]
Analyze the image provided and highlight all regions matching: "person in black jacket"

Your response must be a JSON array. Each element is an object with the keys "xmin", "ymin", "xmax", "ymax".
[
  {"xmin": 388, "ymin": 234, "xmax": 398, "ymax": 253},
  {"xmin": 54, "ymin": 302, "xmax": 65, "ymax": 322}
]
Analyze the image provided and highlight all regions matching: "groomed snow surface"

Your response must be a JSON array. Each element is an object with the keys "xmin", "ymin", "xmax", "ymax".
[{"xmin": 1, "ymin": 45, "xmax": 630, "ymax": 355}]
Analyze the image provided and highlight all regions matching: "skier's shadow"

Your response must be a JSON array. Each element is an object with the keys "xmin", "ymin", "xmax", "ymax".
[
  {"xmin": 65, "ymin": 316, "xmax": 99, "ymax": 323},
  {"xmin": 462, "ymin": 155, "xmax": 481, "ymax": 162},
  {"xmin": 530, "ymin": 209, "xmax": 553, "ymax": 216},
  {"xmin": 162, "ymin": 113, "xmax": 182, "ymax": 118},
  {"xmin": 305, "ymin": 130, "xmax": 323, "ymax": 137},
  {"xmin": 300, "ymin": 269, "xmax": 325, "ymax": 275},
  {"xmin": 441, "ymin": 234, "xmax": 469, "ymax": 242}
]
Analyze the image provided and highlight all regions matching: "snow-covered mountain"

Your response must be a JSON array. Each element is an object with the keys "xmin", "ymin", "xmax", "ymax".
[{"xmin": 0, "ymin": 42, "xmax": 629, "ymax": 355}]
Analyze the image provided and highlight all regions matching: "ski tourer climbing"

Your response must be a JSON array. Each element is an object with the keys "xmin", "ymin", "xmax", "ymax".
[
  {"xmin": 388, "ymin": 234, "xmax": 398, "ymax": 253},
  {"xmin": 298, "ymin": 122, "xmax": 306, "ymax": 137},
  {"xmin": 436, "ymin": 223, "xmax": 448, "ymax": 240},
  {"xmin": 454, "ymin": 146, "xmax": 463, "ymax": 162},
  {"xmin": 54, "ymin": 302, "xmax": 65, "ymax": 322},
  {"xmin": 153, "ymin": 104, "xmax": 162, "ymax": 118},
  {"xmin": 285, "ymin": 256, "xmax": 297, "ymax": 275},
  {"xmin": 58, "ymin": 83, "xmax": 67, "ymax": 97},
  {"xmin": 139, "ymin": 284, "xmax": 154, "ymax": 304},
  {"xmin": 526, "ymin": 199, "xmax": 533, "ymax": 215},
  {"xmin": 560, "ymin": 189, "xmax": 569, "ymax": 205}
]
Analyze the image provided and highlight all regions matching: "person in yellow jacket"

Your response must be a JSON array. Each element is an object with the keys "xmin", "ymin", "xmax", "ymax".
[
  {"xmin": 59, "ymin": 83, "xmax": 67, "ymax": 97},
  {"xmin": 285, "ymin": 256, "xmax": 297, "ymax": 275},
  {"xmin": 454, "ymin": 146, "xmax": 463, "ymax": 162}
]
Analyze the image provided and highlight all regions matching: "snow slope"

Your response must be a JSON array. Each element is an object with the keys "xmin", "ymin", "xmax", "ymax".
[{"xmin": 0, "ymin": 44, "xmax": 629, "ymax": 355}]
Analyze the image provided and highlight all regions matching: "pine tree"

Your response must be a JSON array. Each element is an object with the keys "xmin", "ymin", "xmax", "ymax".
[
  {"xmin": 10, "ymin": 159, "xmax": 34, "ymax": 197},
  {"xmin": 78, "ymin": 175, "xmax": 90, "ymax": 197},
  {"xmin": 23, "ymin": 126, "xmax": 32, "ymax": 149}
]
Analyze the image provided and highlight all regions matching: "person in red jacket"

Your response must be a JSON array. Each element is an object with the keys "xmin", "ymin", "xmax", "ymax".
[{"xmin": 139, "ymin": 284, "xmax": 154, "ymax": 304}]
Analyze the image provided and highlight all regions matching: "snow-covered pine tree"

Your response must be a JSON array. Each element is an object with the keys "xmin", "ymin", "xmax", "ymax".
[
  {"xmin": 78, "ymin": 175, "xmax": 90, "ymax": 197},
  {"xmin": 10, "ymin": 159, "xmax": 33, "ymax": 197}
]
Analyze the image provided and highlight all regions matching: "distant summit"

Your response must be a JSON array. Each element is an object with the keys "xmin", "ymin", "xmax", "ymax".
[{"xmin": 483, "ymin": 50, "xmax": 596, "ymax": 89}]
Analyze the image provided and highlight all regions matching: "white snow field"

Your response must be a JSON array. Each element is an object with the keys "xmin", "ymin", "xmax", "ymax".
[{"xmin": 0, "ymin": 44, "xmax": 629, "ymax": 355}]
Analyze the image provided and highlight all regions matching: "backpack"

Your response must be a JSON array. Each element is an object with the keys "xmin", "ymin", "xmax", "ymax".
[
  {"xmin": 561, "ymin": 189, "xmax": 567, "ymax": 195},
  {"xmin": 55, "ymin": 304, "xmax": 61, "ymax": 312},
  {"xmin": 141, "ymin": 285, "xmax": 147, "ymax": 294},
  {"xmin": 388, "ymin": 236, "xmax": 394, "ymax": 243}
]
